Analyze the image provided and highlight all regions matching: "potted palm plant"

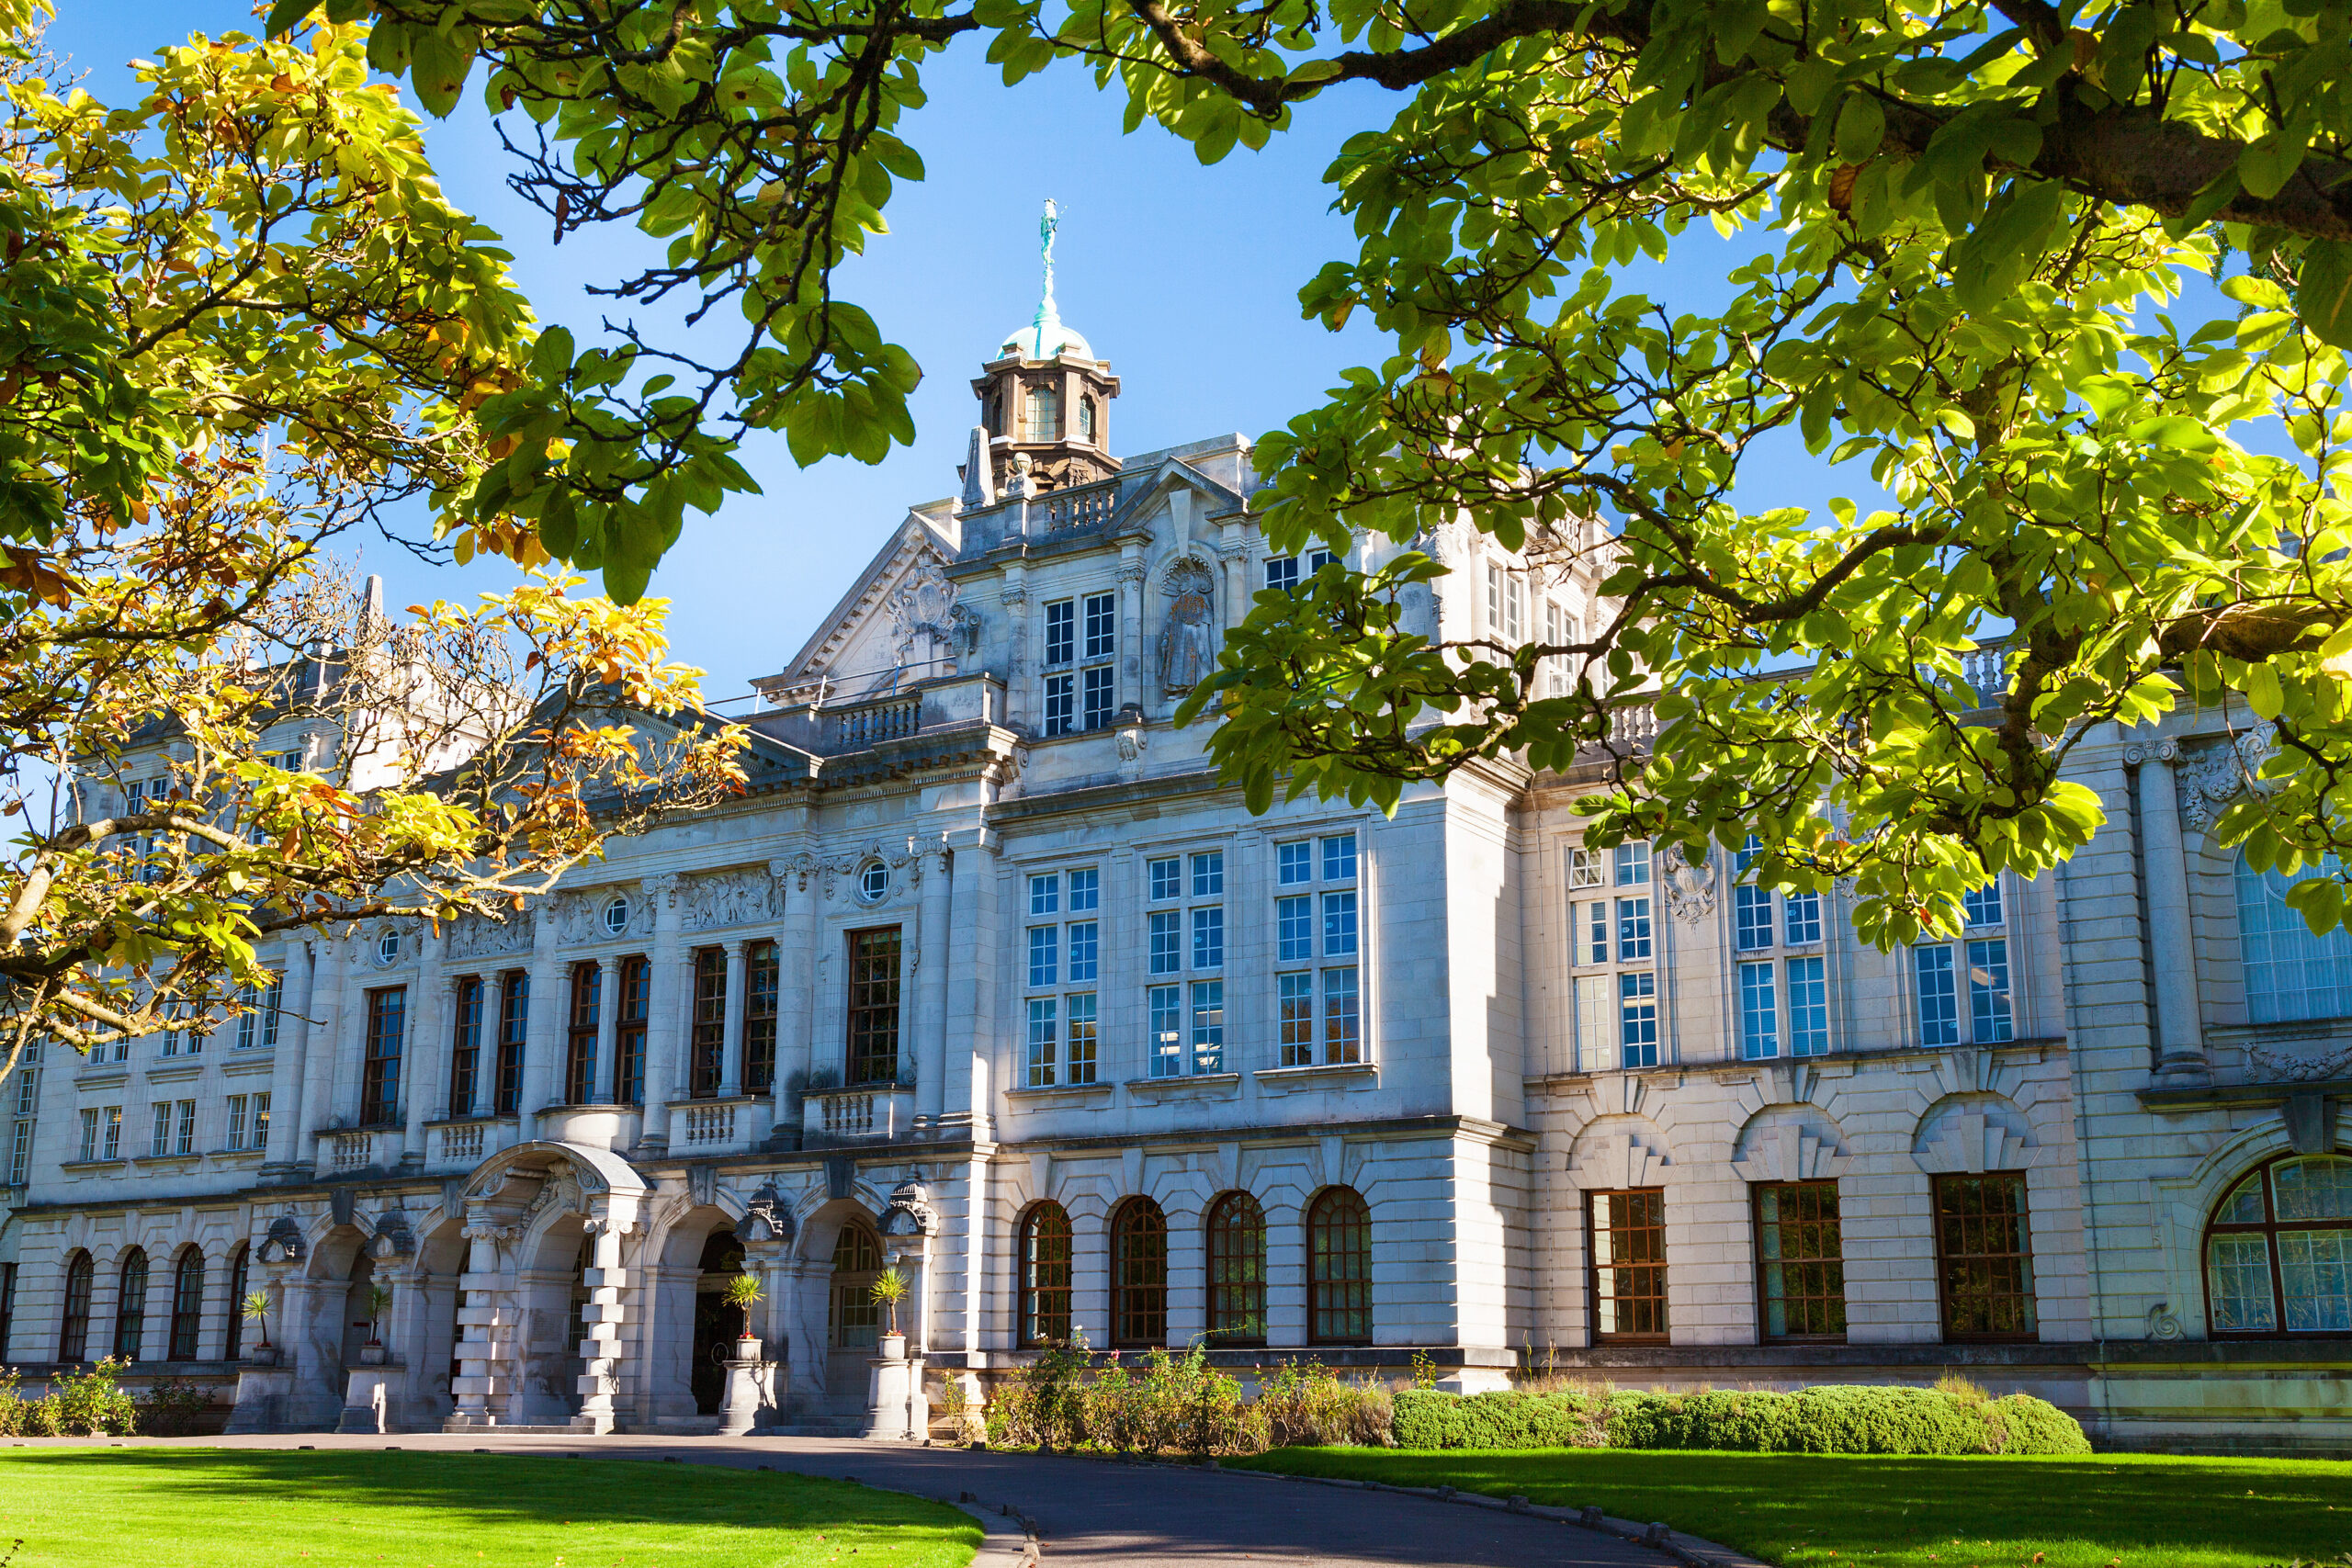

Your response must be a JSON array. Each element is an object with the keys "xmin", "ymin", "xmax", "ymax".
[
  {"xmin": 722, "ymin": 1272, "xmax": 763, "ymax": 1359},
  {"xmin": 870, "ymin": 1267, "xmax": 908, "ymax": 1361},
  {"xmin": 359, "ymin": 1281, "xmax": 393, "ymax": 1364},
  {"xmin": 242, "ymin": 1289, "xmax": 277, "ymax": 1365}
]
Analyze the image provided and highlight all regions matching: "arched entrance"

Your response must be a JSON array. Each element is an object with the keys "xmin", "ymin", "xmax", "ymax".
[{"xmin": 689, "ymin": 1228, "xmax": 746, "ymax": 1416}]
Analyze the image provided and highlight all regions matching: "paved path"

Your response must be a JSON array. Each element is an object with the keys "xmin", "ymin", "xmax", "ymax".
[{"xmin": 187, "ymin": 1431, "xmax": 1689, "ymax": 1568}]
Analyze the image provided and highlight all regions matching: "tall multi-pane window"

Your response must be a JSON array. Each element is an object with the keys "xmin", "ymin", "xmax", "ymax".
[
  {"xmin": 1737, "ymin": 962, "xmax": 1779, "ymax": 1060},
  {"xmin": 1735, "ymin": 886, "xmax": 1775, "ymax": 952},
  {"xmin": 740, "ymin": 944, "xmax": 775, "ymax": 1096},
  {"xmin": 175, "ymin": 1100, "xmax": 195, "ymax": 1156},
  {"xmin": 2205, "ymin": 1154, "xmax": 2352, "ymax": 1336},
  {"xmin": 1484, "ymin": 562, "xmax": 1526, "ymax": 643},
  {"xmin": 846, "ymin": 927, "xmax": 902, "ymax": 1085},
  {"xmin": 1205, "ymin": 1192, "xmax": 1267, "ymax": 1344},
  {"xmin": 1081, "ymin": 591, "xmax": 1116, "ymax": 728},
  {"xmin": 1044, "ymin": 599, "xmax": 1075, "ymax": 667},
  {"xmin": 617, "ymin": 954, "xmax": 654, "ymax": 1104},
  {"xmin": 1149, "ymin": 849, "xmax": 1227, "ymax": 1077},
  {"xmin": 1023, "ymin": 868, "xmax": 1098, "ymax": 1087},
  {"xmin": 234, "ymin": 973, "xmax": 284, "ymax": 1050},
  {"xmin": 1935, "ymin": 1173, "xmax": 2038, "ymax": 1340},
  {"xmin": 1018, "ymin": 1202, "xmax": 1073, "ymax": 1346},
  {"xmin": 1786, "ymin": 955, "xmax": 1830, "ymax": 1056},
  {"xmin": 1043, "ymin": 671, "xmax": 1076, "ymax": 737},
  {"xmin": 7, "ymin": 1115, "xmax": 30, "ymax": 1186},
  {"xmin": 150, "ymin": 1102, "xmax": 173, "ymax": 1158},
  {"xmin": 1619, "ymin": 972, "xmax": 1658, "ymax": 1067},
  {"xmin": 1756, "ymin": 1183, "xmax": 1847, "ymax": 1339},
  {"xmin": 1589, "ymin": 1189, "xmax": 1668, "ymax": 1341},
  {"xmin": 494, "ymin": 972, "xmax": 528, "ymax": 1115},
  {"xmin": 448, "ymin": 976, "xmax": 484, "ymax": 1117},
  {"xmin": 361, "ymin": 987, "xmax": 405, "ymax": 1126},
  {"xmin": 114, "ymin": 1247, "xmax": 148, "ymax": 1360},
  {"xmin": 1111, "ymin": 1198, "xmax": 1170, "ymax": 1348},
  {"xmin": 2238, "ymin": 854, "xmax": 2352, "ymax": 1022},
  {"xmin": 1043, "ymin": 598, "xmax": 1077, "ymax": 736},
  {"xmin": 1543, "ymin": 600, "xmax": 1577, "ymax": 698},
  {"xmin": 1306, "ymin": 1186, "xmax": 1372, "ymax": 1345},
  {"xmin": 1914, "ymin": 945, "xmax": 1960, "ymax": 1046},
  {"xmin": 1917, "ymin": 875, "xmax": 2011, "ymax": 1046},
  {"xmin": 226, "ymin": 1095, "xmax": 250, "ymax": 1153},
  {"xmin": 251, "ymin": 1091, "xmax": 270, "ymax": 1151},
  {"xmin": 1274, "ymin": 830, "xmax": 1363, "ymax": 1067},
  {"xmin": 58, "ymin": 1250, "xmax": 93, "ymax": 1362},
  {"xmin": 691, "ymin": 947, "xmax": 727, "ymax": 1097},
  {"xmin": 565, "ymin": 961, "xmax": 602, "ymax": 1105},
  {"xmin": 1026, "ymin": 384, "xmax": 1059, "ymax": 441},
  {"xmin": 102, "ymin": 1105, "xmax": 122, "ymax": 1161},
  {"xmin": 168, "ymin": 1248, "xmax": 205, "ymax": 1361},
  {"xmin": 77, "ymin": 1108, "xmax": 98, "ymax": 1163}
]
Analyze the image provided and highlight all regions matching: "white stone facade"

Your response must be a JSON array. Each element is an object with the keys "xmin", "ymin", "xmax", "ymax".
[{"xmin": 1, "ymin": 330, "xmax": 2347, "ymax": 1452}]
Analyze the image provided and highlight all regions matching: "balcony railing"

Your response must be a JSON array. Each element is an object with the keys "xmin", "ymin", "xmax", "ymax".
[
  {"xmin": 331, "ymin": 1131, "xmax": 372, "ymax": 1171},
  {"xmin": 831, "ymin": 695, "xmax": 921, "ymax": 750},
  {"xmin": 439, "ymin": 1122, "xmax": 484, "ymax": 1163},
  {"xmin": 1031, "ymin": 478, "xmax": 1118, "ymax": 533},
  {"xmin": 681, "ymin": 1103, "xmax": 737, "ymax": 1147},
  {"xmin": 804, "ymin": 1085, "xmax": 915, "ymax": 1143}
]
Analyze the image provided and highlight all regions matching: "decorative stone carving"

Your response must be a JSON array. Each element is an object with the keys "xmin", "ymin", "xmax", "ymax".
[
  {"xmin": 552, "ymin": 888, "xmax": 654, "ymax": 945},
  {"xmin": 1658, "ymin": 843, "xmax": 1718, "ymax": 925},
  {"xmin": 526, "ymin": 1160, "xmax": 585, "ymax": 1219},
  {"xmin": 366, "ymin": 1211, "xmax": 417, "ymax": 1261},
  {"xmin": 741, "ymin": 1183, "xmax": 796, "ymax": 1249},
  {"xmin": 946, "ymin": 602, "xmax": 981, "ymax": 660},
  {"xmin": 255, "ymin": 1214, "xmax": 307, "ymax": 1267},
  {"xmin": 1158, "ymin": 558, "xmax": 1216, "ymax": 693},
  {"xmin": 446, "ymin": 916, "xmax": 530, "ymax": 963},
  {"xmin": 679, "ymin": 867, "xmax": 786, "ymax": 932},
  {"xmin": 879, "ymin": 1179, "xmax": 935, "ymax": 1239},
  {"xmin": 2179, "ymin": 723, "xmax": 2278, "ymax": 834},
  {"xmin": 887, "ymin": 560, "xmax": 961, "ymax": 669},
  {"xmin": 2252, "ymin": 1038, "xmax": 2352, "ymax": 1085},
  {"xmin": 2144, "ymin": 1301, "xmax": 2184, "ymax": 1341}
]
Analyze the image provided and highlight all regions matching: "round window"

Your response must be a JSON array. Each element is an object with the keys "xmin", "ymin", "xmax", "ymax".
[
  {"xmin": 858, "ymin": 862, "xmax": 889, "ymax": 902},
  {"xmin": 603, "ymin": 896, "xmax": 631, "ymax": 935},
  {"xmin": 375, "ymin": 930, "xmax": 400, "ymax": 966}
]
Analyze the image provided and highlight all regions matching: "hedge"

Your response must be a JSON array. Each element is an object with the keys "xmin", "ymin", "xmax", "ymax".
[{"xmin": 1390, "ymin": 1384, "xmax": 2090, "ymax": 1456}]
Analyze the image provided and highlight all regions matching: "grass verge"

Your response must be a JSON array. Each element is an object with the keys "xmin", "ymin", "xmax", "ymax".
[
  {"xmin": 1230, "ymin": 1445, "xmax": 2352, "ymax": 1567},
  {"xmin": 0, "ymin": 1448, "xmax": 982, "ymax": 1568}
]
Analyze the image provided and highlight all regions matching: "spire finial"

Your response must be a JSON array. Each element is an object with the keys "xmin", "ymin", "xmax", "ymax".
[{"xmin": 1028, "ymin": 198, "xmax": 1064, "ymax": 358}]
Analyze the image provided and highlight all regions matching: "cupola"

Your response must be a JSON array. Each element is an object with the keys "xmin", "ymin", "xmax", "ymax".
[{"xmin": 967, "ymin": 200, "xmax": 1120, "ymax": 500}]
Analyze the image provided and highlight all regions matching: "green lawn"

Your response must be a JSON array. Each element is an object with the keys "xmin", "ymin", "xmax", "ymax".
[
  {"xmin": 1231, "ymin": 1446, "xmax": 2352, "ymax": 1568},
  {"xmin": 0, "ymin": 1449, "xmax": 981, "ymax": 1568}
]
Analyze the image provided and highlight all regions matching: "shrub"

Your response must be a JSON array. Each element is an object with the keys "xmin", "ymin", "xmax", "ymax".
[
  {"xmin": 1392, "ymin": 1388, "xmax": 1607, "ymax": 1450},
  {"xmin": 50, "ymin": 1359, "xmax": 137, "ymax": 1437},
  {"xmin": 134, "ymin": 1375, "xmax": 217, "ymax": 1437},
  {"xmin": 0, "ymin": 1371, "xmax": 26, "ymax": 1437},
  {"xmin": 1255, "ymin": 1360, "xmax": 1392, "ymax": 1449},
  {"xmin": 1603, "ymin": 1384, "xmax": 2089, "ymax": 1456}
]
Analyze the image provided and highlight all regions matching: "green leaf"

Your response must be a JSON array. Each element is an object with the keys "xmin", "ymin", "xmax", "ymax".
[
  {"xmin": 2125, "ymin": 415, "xmax": 2221, "ymax": 452},
  {"xmin": 2245, "ymin": 661, "xmax": 2285, "ymax": 720},
  {"xmin": 1835, "ymin": 92, "xmax": 1886, "ymax": 162},
  {"xmin": 264, "ymin": 0, "xmax": 317, "ymax": 37},
  {"xmin": 2298, "ymin": 240, "xmax": 2352, "ymax": 349}
]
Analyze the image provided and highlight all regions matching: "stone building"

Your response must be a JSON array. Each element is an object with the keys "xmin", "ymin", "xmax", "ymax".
[{"xmin": 1, "ymin": 264, "xmax": 2347, "ymax": 1451}]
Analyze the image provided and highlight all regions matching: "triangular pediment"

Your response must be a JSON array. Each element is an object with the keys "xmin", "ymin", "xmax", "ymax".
[{"xmin": 753, "ymin": 505, "xmax": 961, "ymax": 707}]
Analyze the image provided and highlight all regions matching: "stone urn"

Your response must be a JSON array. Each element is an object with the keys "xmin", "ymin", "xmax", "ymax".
[
  {"xmin": 245, "ymin": 1346, "xmax": 281, "ymax": 1368},
  {"xmin": 358, "ymin": 1344, "xmax": 388, "ymax": 1366},
  {"xmin": 877, "ymin": 1332, "xmax": 907, "ymax": 1362}
]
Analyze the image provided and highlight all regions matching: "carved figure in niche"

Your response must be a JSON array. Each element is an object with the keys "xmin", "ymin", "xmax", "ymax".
[
  {"xmin": 1159, "ymin": 561, "xmax": 1216, "ymax": 694},
  {"xmin": 888, "ymin": 561, "xmax": 961, "ymax": 673}
]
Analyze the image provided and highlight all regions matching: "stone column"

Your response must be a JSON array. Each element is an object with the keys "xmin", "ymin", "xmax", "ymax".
[
  {"xmin": 639, "ymin": 874, "xmax": 682, "ymax": 1151},
  {"xmin": 573, "ymin": 1213, "xmax": 628, "ymax": 1433},
  {"xmin": 447, "ymin": 1213, "xmax": 514, "ymax": 1427},
  {"xmin": 1219, "ymin": 518, "xmax": 1249, "ymax": 631},
  {"xmin": 1000, "ymin": 573, "xmax": 1030, "ymax": 731},
  {"xmin": 518, "ymin": 907, "xmax": 564, "ymax": 1134},
  {"xmin": 594, "ymin": 959, "xmax": 621, "ymax": 1104},
  {"xmin": 942, "ymin": 827, "xmax": 999, "ymax": 1143},
  {"xmin": 296, "ymin": 940, "xmax": 345, "ymax": 1162},
  {"xmin": 718, "ymin": 940, "xmax": 749, "ymax": 1096},
  {"xmin": 913, "ymin": 841, "xmax": 952, "ymax": 1129},
  {"xmin": 1116, "ymin": 548, "xmax": 1146, "ymax": 713},
  {"xmin": 404, "ymin": 932, "xmax": 447, "ymax": 1160},
  {"xmin": 773, "ymin": 856, "xmax": 818, "ymax": 1100},
  {"xmin": 264, "ymin": 942, "xmax": 319, "ymax": 1173},
  {"xmin": 2132, "ymin": 739, "xmax": 2209, "ymax": 1080}
]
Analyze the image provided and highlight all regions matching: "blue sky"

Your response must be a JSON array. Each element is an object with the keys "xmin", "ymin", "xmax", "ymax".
[{"xmin": 53, "ymin": 3, "xmax": 1429, "ymax": 699}]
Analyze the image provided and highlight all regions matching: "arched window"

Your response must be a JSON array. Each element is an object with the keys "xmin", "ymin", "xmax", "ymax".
[
  {"xmin": 1111, "ymin": 1198, "xmax": 1168, "ymax": 1348},
  {"xmin": 2207, "ymin": 1152, "xmax": 2352, "ymax": 1335},
  {"xmin": 58, "ymin": 1251, "xmax": 93, "ymax": 1363},
  {"xmin": 1078, "ymin": 396, "xmax": 1097, "ymax": 443},
  {"xmin": 2237, "ymin": 854, "xmax": 2352, "ymax": 1023},
  {"xmin": 115, "ymin": 1247, "xmax": 149, "ymax": 1361},
  {"xmin": 830, "ymin": 1222, "xmax": 882, "ymax": 1349},
  {"xmin": 1306, "ymin": 1187, "xmax": 1372, "ymax": 1345},
  {"xmin": 1204, "ymin": 1191, "xmax": 1266, "ymax": 1345},
  {"xmin": 168, "ymin": 1248, "xmax": 205, "ymax": 1361},
  {"xmin": 224, "ymin": 1244, "xmax": 250, "ymax": 1360},
  {"xmin": 1018, "ymin": 1201, "xmax": 1072, "ymax": 1347},
  {"xmin": 1026, "ymin": 385, "xmax": 1059, "ymax": 442}
]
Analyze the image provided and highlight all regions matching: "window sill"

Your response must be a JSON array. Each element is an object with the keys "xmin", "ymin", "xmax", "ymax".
[
  {"xmin": 1254, "ymin": 1062, "xmax": 1376, "ymax": 1093},
  {"xmin": 663, "ymin": 1094, "xmax": 761, "ymax": 1111},
  {"xmin": 221, "ymin": 1055, "xmax": 276, "ymax": 1076},
  {"xmin": 60, "ymin": 1158, "xmax": 127, "ymax": 1171},
  {"xmin": 74, "ymin": 1069, "xmax": 130, "ymax": 1089},
  {"xmin": 148, "ymin": 1062, "xmax": 207, "ymax": 1083},
  {"xmin": 131, "ymin": 1153, "xmax": 201, "ymax": 1171},
  {"xmin": 1005, "ymin": 1082, "xmax": 1113, "ymax": 1107},
  {"xmin": 425, "ymin": 1113, "xmax": 521, "ymax": 1128},
  {"xmin": 1125, "ymin": 1072, "xmax": 1241, "ymax": 1100},
  {"xmin": 209, "ymin": 1148, "xmax": 266, "ymax": 1164}
]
